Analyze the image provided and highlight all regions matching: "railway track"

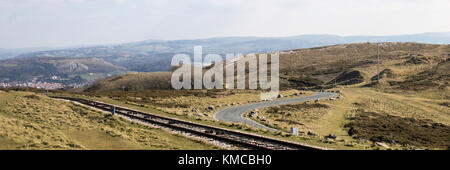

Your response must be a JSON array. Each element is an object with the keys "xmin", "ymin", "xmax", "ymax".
[{"xmin": 51, "ymin": 96, "xmax": 324, "ymax": 150}]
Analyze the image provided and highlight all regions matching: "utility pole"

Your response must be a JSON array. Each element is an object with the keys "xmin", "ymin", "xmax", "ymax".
[{"xmin": 377, "ymin": 43, "xmax": 380, "ymax": 82}]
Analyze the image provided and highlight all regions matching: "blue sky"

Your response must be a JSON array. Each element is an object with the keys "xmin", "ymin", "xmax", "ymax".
[{"xmin": 0, "ymin": 0, "xmax": 449, "ymax": 48}]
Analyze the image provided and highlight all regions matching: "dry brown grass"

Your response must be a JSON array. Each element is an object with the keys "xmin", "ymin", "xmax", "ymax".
[
  {"xmin": 275, "ymin": 42, "xmax": 450, "ymax": 89},
  {"xmin": 0, "ymin": 91, "xmax": 219, "ymax": 150},
  {"xmin": 84, "ymin": 72, "xmax": 172, "ymax": 92},
  {"xmin": 250, "ymin": 87, "xmax": 450, "ymax": 149}
]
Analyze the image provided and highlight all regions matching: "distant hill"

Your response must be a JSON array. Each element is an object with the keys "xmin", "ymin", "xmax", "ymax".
[
  {"xmin": 0, "ymin": 47, "xmax": 60, "ymax": 60},
  {"xmin": 12, "ymin": 32, "xmax": 450, "ymax": 73},
  {"xmin": 83, "ymin": 72, "xmax": 172, "ymax": 92},
  {"xmin": 82, "ymin": 42, "xmax": 450, "ymax": 92},
  {"xmin": 0, "ymin": 57, "xmax": 126, "ymax": 83}
]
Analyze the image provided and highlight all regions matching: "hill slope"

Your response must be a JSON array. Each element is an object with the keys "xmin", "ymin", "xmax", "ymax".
[
  {"xmin": 84, "ymin": 72, "xmax": 172, "ymax": 92},
  {"xmin": 277, "ymin": 42, "xmax": 450, "ymax": 89},
  {"xmin": 393, "ymin": 58, "xmax": 450, "ymax": 91},
  {"xmin": 0, "ymin": 90, "xmax": 217, "ymax": 150},
  {"xmin": 83, "ymin": 42, "xmax": 450, "ymax": 92},
  {"xmin": 14, "ymin": 33, "xmax": 450, "ymax": 73}
]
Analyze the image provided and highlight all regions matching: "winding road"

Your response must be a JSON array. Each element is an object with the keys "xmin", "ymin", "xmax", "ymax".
[{"xmin": 214, "ymin": 92, "xmax": 337, "ymax": 131}]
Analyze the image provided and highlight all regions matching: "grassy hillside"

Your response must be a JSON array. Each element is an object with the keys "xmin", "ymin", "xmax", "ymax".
[
  {"xmin": 83, "ymin": 72, "xmax": 172, "ymax": 92},
  {"xmin": 73, "ymin": 42, "xmax": 449, "ymax": 150},
  {"xmin": 83, "ymin": 42, "xmax": 450, "ymax": 92},
  {"xmin": 251, "ymin": 88, "xmax": 449, "ymax": 149},
  {"xmin": 392, "ymin": 58, "xmax": 450, "ymax": 91},
  {"xmin": 277, "ymin": 42, "xmax": 450, "ymax": 89},
  {"xmin": 0, "ymin": 90, "xmax": 218, "ymax": 150}
]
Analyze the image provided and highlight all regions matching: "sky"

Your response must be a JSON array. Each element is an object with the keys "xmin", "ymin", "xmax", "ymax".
[{"xmin": 0, "ymin": 0, "xmax": 449, "ymax": 49}]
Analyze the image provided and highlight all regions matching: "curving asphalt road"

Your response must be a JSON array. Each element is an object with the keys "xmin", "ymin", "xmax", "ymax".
[{"xmin": 214, "ymin": 92, "xmax": 337, "ymax": 131}]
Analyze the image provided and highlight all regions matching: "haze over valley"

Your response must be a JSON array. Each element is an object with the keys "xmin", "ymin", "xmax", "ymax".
[{"xmin": 1, "ymin": 32, "xmax": 450, "ymax": 89}]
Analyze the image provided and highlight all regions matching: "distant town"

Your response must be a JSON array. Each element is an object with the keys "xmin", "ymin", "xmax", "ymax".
[
  {"xmin": 0, "ymin": 81, "xmax": 88, "ymax": 89},
  {"xmin": 0, "ymin": 75, "xmax": 90, "ymax": 89}
]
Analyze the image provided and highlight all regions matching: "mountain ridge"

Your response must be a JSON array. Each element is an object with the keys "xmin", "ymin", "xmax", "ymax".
[
  {"xmin": 82, "ymin": 42, "xmax": 450, "ymax": 92},
  {"xmin": 11, "ymin": 32, "xmax": 450, "ymax": 73},
  {"xmin": 2, "ymin": 33, "xmax": 450, "ymax": 85}
]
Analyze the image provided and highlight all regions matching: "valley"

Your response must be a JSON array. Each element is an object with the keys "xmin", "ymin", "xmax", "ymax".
[
  {"xmin": 2, "ymin": 33, "xmax": 450, "ymax": 87},
  {"xmin": 1, "ymin": 42, "xmax": 449, "ymax": 150}
]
